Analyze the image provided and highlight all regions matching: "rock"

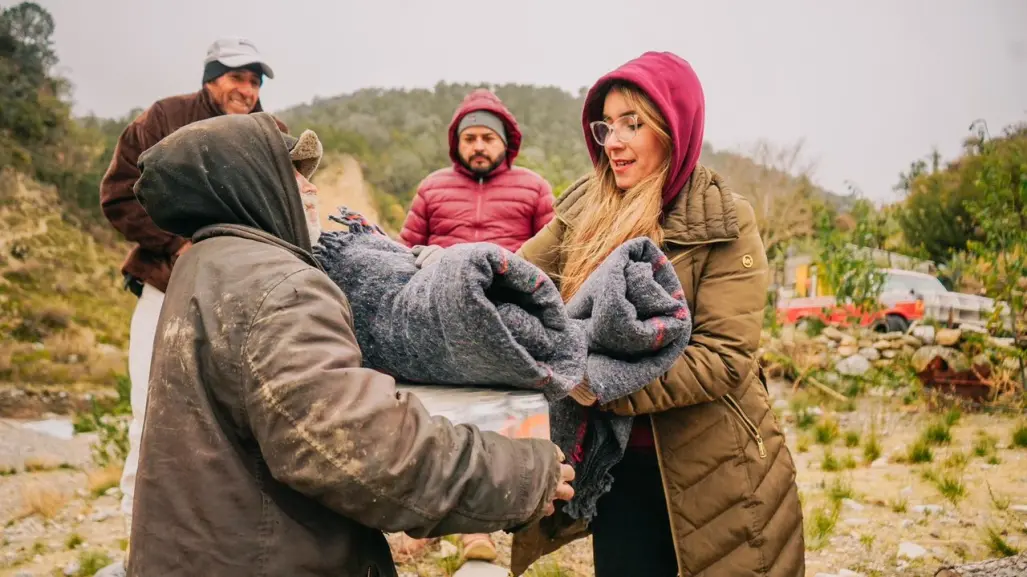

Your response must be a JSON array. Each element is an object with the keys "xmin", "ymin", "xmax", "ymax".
[
  {"xmin": 859, "ymin": 347, "xmax": 881, "ymax": 361},
  {"xmin": 936, "ymin": 328, "xmax": 963, "ymax": 346},
  {"xmin": 872, "ymin": 340, "xmax": 894, "ymax": 350},
  {"xmin": 902, "ymin": 335, "xmax": 924, "ymax": 348},
  {"xmin": 871, "ymin": 458, "xmax": 889, "ymax": 468},
  {"xmin": 105, "ymin": 487, "xmax": 121, "ymax": 498},
  {"xmin": 839, "ymin": 570, "xmax": 866, "ymax": 577},
  {"xmin": 836, "ymin": 355, "xmax": 871, "ymax": 376},
  {"xmin": 840, "ymin": 334, "xmax": 858, "ymax": 346},
  {"xmin": 838, "ymin": 345, "xmax": 860, "ymax": 357},
  {"xmin": 823, "ymin": 327, "xmax": 846, "ymax": 342},
  {"xmin": 898, "ymin": 542, "xmax": 928, "ymax": 560},
  {"xmin": 1010, "ymin": 505, "xmax": 1027, "ymax": 513},
  {"xmin": 971, "ymin": 354, "xmax": 992, "ymax": 367},
  {"xmin": 842, "ymin": 498, "xmax": 865, "ymax": 511},
  {"xmin": 882, "ymin": 349, "xmax": 899, "ymax": 359},
  {"xmin": 911, "ymin": 325, "xmax": 935, "ymax": 345},
  {"xmin": 63, "ymin": 560, "xmax": 81, "ymax": 576},
  {"xmin": 912, "ymin": 346, "xmax": 970, "ymax": 373},
  {"xmin": 90, "ymin": 510, "xmax": 112, "ymax": 522},
  {"xmin": 961, "ymin": 323, "xmax": 988, "ymax": 334},
  {"xmin": 93, "ymin": 562, "xmax": 126, "ymax": 577},
  {"xmin": 935, "ymin": 552, "xmax": 1027, "ymax": 576},
  {"xmin": 990, "ymin": 336, "xmax": 1016, "ymax": 349}
]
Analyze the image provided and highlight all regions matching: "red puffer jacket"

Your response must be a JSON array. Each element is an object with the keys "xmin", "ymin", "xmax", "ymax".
[{"xmin": 399, "ymin": 89, "xmax": 555, "ymax": 253}]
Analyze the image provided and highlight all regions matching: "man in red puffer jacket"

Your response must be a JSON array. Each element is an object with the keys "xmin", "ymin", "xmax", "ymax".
[
  {"xmin": 399, "ymin": 88, "xmax": 555, "ymax": 254},
  {"xmin": 395, "ymin": 89, "xmax": 554, "ymax": 565}
]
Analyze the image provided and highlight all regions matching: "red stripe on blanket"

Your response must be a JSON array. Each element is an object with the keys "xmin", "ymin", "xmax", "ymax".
[
  {"xmin": 652, "ymin": 254, "xmax": 669, "ymax": 272},
  {"xmin": 653, "ymin": 318, "xmax": 666, "ymax": 349}
]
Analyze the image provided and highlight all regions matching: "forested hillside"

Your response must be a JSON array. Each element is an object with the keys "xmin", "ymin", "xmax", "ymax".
[{"xmin": 277, "ymin": 83, "xmax": 849, "ymax": 233}]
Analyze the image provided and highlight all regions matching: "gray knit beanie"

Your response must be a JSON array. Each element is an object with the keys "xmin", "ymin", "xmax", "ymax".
[{"xmin": 457, "ymin": 110, "xmax": 507, "ymax": 145}]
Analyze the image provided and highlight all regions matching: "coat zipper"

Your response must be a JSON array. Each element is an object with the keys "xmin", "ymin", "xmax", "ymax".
[
  {"xmin": 474, "ymin": 177, "xmax": 484, "ymax": 241},
  {"xmin": 722, "ymin": 394, "xmax": 767, "ymax": 458}
]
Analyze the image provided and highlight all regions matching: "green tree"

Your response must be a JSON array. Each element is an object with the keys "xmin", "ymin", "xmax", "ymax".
[
  {"xmin": 896, "ymin": 147, "xmax": 982, "ymax": 264},
  {"xmin": 962, "ymin": 121, "xmax": 1027, "ymax": 386},
  {"xmin": 812, "ymin": 198, "xmax": 888, "ymax": 320}
]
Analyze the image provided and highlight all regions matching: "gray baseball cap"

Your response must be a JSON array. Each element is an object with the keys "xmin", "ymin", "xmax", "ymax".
[{"xmin": 203, "ymin": 37, "xmax": 274, "ymax": 79}]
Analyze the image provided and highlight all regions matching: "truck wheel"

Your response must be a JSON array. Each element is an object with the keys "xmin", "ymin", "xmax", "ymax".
[{"xmin": 886, "ymin": 314, "xmax": 909, "ymax": 334}]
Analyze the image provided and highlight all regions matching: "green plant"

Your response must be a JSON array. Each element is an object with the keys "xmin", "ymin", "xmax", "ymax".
[
  {"xmin": 844, "ymin": 430, "xmax": 861, "ymax": 447},
  {"xmin": 822, "ymin": 450, "xmax": 841, "ymax": 472},
  {"xmin": 74, "ymin": 550, "xmax": 113, "ymax": 577},
  {"xmin": 815, "ymin": 418, "xmax": 840, "ymax": 445},
  {"xmin": 934, "ymin": 472, "xmax": 967, "ymax": 505},
  {"xmin": 863, "ymin": 425, "xmax": 882, "ymax": 464},
  {"xmin": 1012, "ymin": 422, "xmax": 1027, "ymax": 448},
  {"xmin": 805, "ymin": 504, "xmax": 840, "ymax": 550},
  {"xmin": 923, "ymin": 420, "xmax": 952, "ymax": 445},
  {"xmin": 983, "ymin": 525, "xmax": 1019, "ymax": 557},
  {"xmin": 973, "ymin": 430, "xmax": 999, "ymax": 458},
  {"xmin": 908, "ymin": 439, "xmax": 934, "ymax": 464},
  {"xmin": 825, "ymin": 478, "xmax": 854, "ymax": 505}
]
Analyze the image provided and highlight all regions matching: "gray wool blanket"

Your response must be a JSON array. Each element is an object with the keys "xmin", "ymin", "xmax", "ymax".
[
  {"xmin": 550, "ymin": 237, "xmax": 692, "ymax": 521},
  {"xmin": 311, "ymin": 208, "xmax": 587, "ymax": 401}
]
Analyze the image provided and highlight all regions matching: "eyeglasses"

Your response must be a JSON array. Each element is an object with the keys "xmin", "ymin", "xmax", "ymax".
[{"xmin": 589, "ymin": 115, "xmax": 643, "ymax": 146}]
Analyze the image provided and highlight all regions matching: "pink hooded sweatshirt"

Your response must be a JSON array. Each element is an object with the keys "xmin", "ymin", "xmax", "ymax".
[{"xmin": 581, "ymin": 51, "xmax": 706, "ymax": 207}]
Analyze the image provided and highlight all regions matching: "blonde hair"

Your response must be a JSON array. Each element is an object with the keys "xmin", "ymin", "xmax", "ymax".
[{"xmin": 559, "ymin": 83, "xmax": 672, "ymax": 301}]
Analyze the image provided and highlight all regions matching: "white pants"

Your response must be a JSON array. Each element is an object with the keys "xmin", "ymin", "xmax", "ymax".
[{"xmin": 120, "ymin": 282, "xmax": 165, "ymax": 534}]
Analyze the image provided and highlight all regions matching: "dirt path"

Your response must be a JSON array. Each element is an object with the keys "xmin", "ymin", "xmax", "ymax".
[{"xmin": 313, "ymin": 154, "xmax": 382, "ymax": 232}]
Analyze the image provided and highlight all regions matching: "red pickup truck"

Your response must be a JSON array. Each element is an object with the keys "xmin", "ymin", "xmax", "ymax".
[{"xmin": 777, "ymin": 269, "xmax": 999, "ymax": 333}]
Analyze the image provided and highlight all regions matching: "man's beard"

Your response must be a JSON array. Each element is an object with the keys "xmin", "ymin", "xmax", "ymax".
[
  {"xmin": 301, "ymin": 193, "xmax": 322, "ymax": 246},
  {"xmin": 461, "ymin": 151, "xmax": 505, "ymax": 176}
]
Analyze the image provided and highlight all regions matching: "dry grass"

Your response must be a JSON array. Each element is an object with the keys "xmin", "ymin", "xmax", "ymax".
[
  {"xmin": 23, "ymin": 454, "xmax": 65, "ymax": 472},
  {"xmin": 87, "ymin": 465, "xmax": 123, "ymax": 497},
  {"xmin": 19, "ymin": 482, "xmax": 68, "ymax": 520}
]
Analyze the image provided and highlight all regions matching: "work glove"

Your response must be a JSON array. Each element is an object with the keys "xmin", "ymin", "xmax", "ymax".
[{"xmin": 411, "ymin": 244, "xmax": 445, "ymax": 268}]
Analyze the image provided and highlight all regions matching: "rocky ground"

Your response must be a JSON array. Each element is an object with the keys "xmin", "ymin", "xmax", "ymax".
[{"xmin": 1, "ymin": 376, "xmax": 1025, "ymax": 577}]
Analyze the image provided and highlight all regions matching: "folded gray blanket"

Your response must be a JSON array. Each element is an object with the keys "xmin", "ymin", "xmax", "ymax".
[
  {"xmin": 550, "ymin": 237, "xmax": 692, "ymax": 522},
  {"xmin": 312, "ymin": 208, "xmax": 587, "ymax": 401}
]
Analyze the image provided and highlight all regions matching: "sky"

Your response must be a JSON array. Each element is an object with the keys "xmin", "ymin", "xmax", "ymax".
[{"xmin": 34, "ymin": 0, "xmax": 1027, "ymax": 203}]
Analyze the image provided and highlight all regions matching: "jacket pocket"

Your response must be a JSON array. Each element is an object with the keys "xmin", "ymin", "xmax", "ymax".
[{"xmin": 721, "ymin": 394, "xmax": 766, "ymax": 459}]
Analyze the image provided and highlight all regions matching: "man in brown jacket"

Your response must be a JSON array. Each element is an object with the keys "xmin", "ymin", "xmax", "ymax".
[
  {"xmin": 124, "ymin": 112, "xmax": 573, "ymax": 577},
  {"xmin": 98, "ymin": 37, "xmax": 289, "ymax": 541}
]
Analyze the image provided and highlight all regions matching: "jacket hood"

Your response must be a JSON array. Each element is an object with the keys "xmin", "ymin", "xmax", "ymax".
[
  {"xmin": 134, "ymin": 112, "xmax": 313, "ymax": 254},
  {"xmin": 448, "ymin": 88, "xmax": 522, "ymax": 177},
  {"xmin": 581, "ymin": 51, "xmax": 706, "ymax": 206}
]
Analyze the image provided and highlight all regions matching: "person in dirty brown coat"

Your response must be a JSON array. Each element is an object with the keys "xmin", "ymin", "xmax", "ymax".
[
  {"xmin": 98, "ymin": 38, "xmax": 290, "ymax": 551},
  {"xmin": 511, "ymin": 51, "xmax": 805, "ymax": 577},
  {"xmin": 125, "ymin": 112, "xmax": 574, "ymax": 577}
]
